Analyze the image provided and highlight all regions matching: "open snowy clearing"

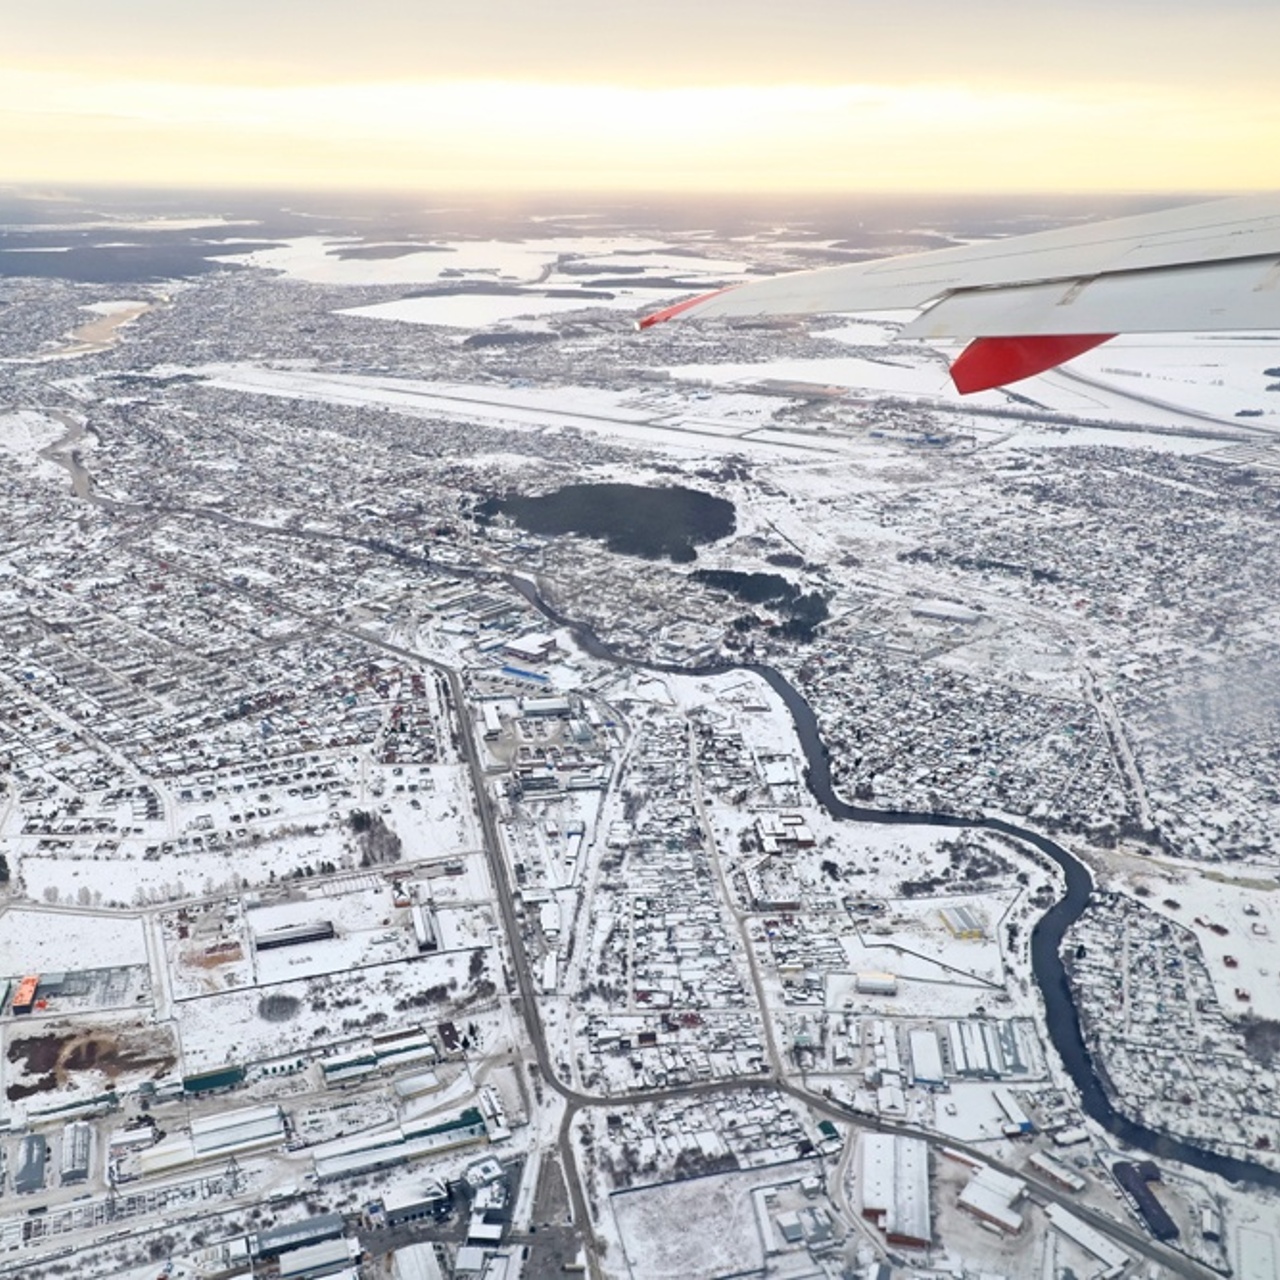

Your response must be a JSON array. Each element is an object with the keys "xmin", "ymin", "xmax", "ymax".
[
  {"xmin": 222, "ymin": 234, "xmax": 750, "ymax": 289},
  {"xmin": 0, "ymin": 906, "xmax": 148, "ymax": 975},
  {"xmin": 175, "ymin": 948, "xmax": 474, "ymax": 1071},
  {"xmin": 0, "ymin": 409, "xmax": 65, "ymax": 469},
  {"xmin": 608, "ymin": 1164, "xmax": 818, "ymax": 1279},
  {"xmin": 340, "ymin": 290, "xmax": 661, "ymax": 328}
]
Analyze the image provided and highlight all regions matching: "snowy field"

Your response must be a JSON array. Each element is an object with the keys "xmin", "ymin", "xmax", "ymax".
[
  {"xmin": 79, "ymin": 299, "xmax": 149, "ymax": 317},
  {"xmin": 223, "ymin": 234, "xmax": 749, "ymax": 290},
  {"xmin": 674, "ymin": 331, "xmax": 1280, "ymax": 438},
  {"xmin": 175, "ymin": 948, "xmax": 474, "ymax": 1071},
  {"xmin": 0, "ymin": 906, "xmax": 148, "ymax": 974},
  {"xmin": 859, "ymin": 891, "xmax": 1014, "ymax": 986},
  {"xmin": 824, "ymin": 967, "xmax": 997, "ymax": 1021},
  {"xmin": 251, "ymin": 895, "xmax": 419, "ymax": 986},
  {"xmin": 341, "ymin": 292, "xmax": 648, "ymax": 327},
  {"xmin": 18, "ymin": 828, "xmax": 353, "ymax": 906},
  {"xmin": 672, "ymin": 349, "xmax": 964, "ymax": 401},
  {"xmin": 1067, "ymin": 335, "xmax": 1280, "ymax": 424},
  {"xmin": 608, "ymin": 1164, "xmax": 816, "ymax": 1278},
  {"xmin": 0, "ymin": 409, "xmax": 65, "ymax": 473}
]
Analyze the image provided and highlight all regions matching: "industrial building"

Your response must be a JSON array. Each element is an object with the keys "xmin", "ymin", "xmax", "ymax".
[
  {"xmin": 947, "ymin": 1020, "xmax": 1005, "ymax": 1078},
  {"xmin": 137, "ymin": 1103, "xmax": 286, "ymax": 1177},
  {"xmin": 312, "ymin": 1109, "xmax": 488, "ymax": 1183},
  {"xmin": 1045, "ymin": 1205, "xmax": 1129, "ymax": 1274},
  {"xmin": 254, "ymin": 920, "xmax": 336, "ymax": 951},
  {"xmin": 481, "ymin": 703, "xmax": 503, "ymax": 739},
  {"xmin": 910, "ymin": 599, "xmax": 982, "ymax": 625},
  {"xmin": 392, "ymin": 1244, "xmax": 447, "ymax": 1280},
  {"xmin": 182, "ymin": 1065, "xmax": 247, "ymax": 1095},
  {"xmin": 994, "ymin": 1087, "xmax": 1034, "ymax": 1135},
  {"xmin": 856, "ymin": 972, "xmax": 898, "ymax": 997},
  {"xmin": 59, "ymin": 1120, "xmax": 92, "ymax": 1184},
  {"xmin": 392, "ymin": 1070, "xmax": 442, "ymax": 1099},
  {"xmin": 322, "ymin": 1033, "xmax": 437, "ymax": 1086},
  {"xmin": 278, "ymin": 1237, "xmax": 360, "ymax": 1279},
  {"xmin": 504, "ymin": 634, "xmax": 557, "ymax": 664},
  {"xmin": 939, "ymin": 906, "xmax": 986, "ymax": 939},
  {"xmin": 14, "ymin": 1134, "xmax": 47, "ymax": 1194},
  {"xmin": 191, "ymin": 1104, "xmax": 285, "ymax": 1157},
  {"xmin": 411, "ymin": 902, "xmax": 439, "ymax": 952},
  {"xmin": 383, "ymin": 1179, "xmax": 451, "ymax": 1227},
  {"xmin": 251, "ymin": 1212, "xmax": 347, "ymax": 1261},
  {"xmin": 859, "ymin": 1134, "xmax": 930, "ymax": 1248},
  {"xmin": 908, "ymin": 1028, "xmax": 945, "ymax": 1086},
  {"xmin": 1027, "ymin": 1150, "xmax": 1085, "ymax": 1192},
  {"xmin": 519, "ymin": 694, "xmax": 570, "ymax": 717},
  {"xmin": 957, "ymin": 1165, "xmax": 1026, "ymax": 1234},
  {"xmin": 1051, "ymin": 1124, "xmax": 1090, "ymax": 1147},
  {"xmin": 1113, "ymin": 1162, "xmax": 1179, "ymax": 1242},
  {"xmin": 11, "ymin": 973, "xmax": 39, "ymax": 1015}
]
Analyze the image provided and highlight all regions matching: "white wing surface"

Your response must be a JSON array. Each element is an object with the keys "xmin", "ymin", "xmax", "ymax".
[{"xmin": 639, "ymin": 194, "xmax": 1280, "ymax": 392}]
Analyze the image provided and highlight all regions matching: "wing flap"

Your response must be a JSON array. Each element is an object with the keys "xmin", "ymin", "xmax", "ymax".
[
  {"xmin": 950, "ymin": 335, "xmax": 1117, "ymax": 394},
  {"xmin": 902, "ymin": 257, "xmax": 1280, "ymax": 340}
]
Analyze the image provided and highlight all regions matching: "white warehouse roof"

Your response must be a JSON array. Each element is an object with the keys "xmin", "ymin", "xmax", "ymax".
[
  {"xmin": 191, "ymin": 1104, "xmax": 283, "ymax": 1137},
  {"xmin": 908, "ymin": 1029, "xmax": 945, "ymax": 1085},
  {"xmin": 860, "ymin": 1134, "xmax": 930, "ymax": 1246}
]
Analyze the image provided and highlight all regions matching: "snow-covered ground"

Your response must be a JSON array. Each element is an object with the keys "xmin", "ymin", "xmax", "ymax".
[
  {"xmin": 175, "ymin": 948, "xmax": 474, "ymax": 1071},
  {"xmin": 223, "ymin": 234, "xmax": 749, "ymax": 289},
  {"xmin": 341, "ymin": 291, "xmax": 651, "ymax": 328},
  {"xmin": 79, "ymin": 299, "xmax": 150, "ymax": 317},
  {"xmin": 0, "ymin": 409, "xmax": 65, "ymax": 474},
  {"xmin": 608, "ymin": 1162, "xmax": 814, "ymax": 1278},
  {"xmin": 0, "ymin": 906, "xmax": 148, "ymax": 974}
]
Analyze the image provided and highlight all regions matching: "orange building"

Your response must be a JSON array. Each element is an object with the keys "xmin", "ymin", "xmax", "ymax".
[{"xmin": 12, "ymin": 975, "xmax": 40, "ymax": 1015}]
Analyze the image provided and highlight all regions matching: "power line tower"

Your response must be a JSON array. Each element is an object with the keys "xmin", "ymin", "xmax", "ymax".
[
  {"xmin": 105, "ymin": 1169, "xmax": 121, "ymax": 1223},
  {"xmin": 224, "ymin": 1153, "xmax": 244, "ymax": 1198}
]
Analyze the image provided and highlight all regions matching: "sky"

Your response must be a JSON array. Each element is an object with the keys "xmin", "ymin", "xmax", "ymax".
[{"xmin": 3, "ymin": 1, "xmax": 1278, "ymax": 194}]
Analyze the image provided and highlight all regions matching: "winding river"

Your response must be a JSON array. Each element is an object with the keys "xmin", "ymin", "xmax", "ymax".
[{"xmin": 511, "ymin": 575, "xmax": 1280, "ymax": 1189}]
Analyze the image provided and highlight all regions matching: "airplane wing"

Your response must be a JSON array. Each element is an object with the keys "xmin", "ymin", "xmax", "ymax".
[{"xmin": 638, "ymin": 194, "xmax": 1280, "ymax": 393}]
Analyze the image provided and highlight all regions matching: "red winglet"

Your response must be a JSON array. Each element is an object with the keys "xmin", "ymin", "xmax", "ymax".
[
  {"xmin": 637, "ymin": 286, "xmax": 739, "ymax": 331},
  {"xmin": 950, "ymin": 333, "xmax": 1116, "ymax": 394}
]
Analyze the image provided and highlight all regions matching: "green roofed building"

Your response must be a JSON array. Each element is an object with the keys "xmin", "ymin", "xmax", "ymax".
[{"xmin": 183, "ymin": 1066, "xmax": 246, "ymax": 1095}]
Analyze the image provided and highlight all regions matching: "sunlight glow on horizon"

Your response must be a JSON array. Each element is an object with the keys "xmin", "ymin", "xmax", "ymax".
[{"xmin": 2, "ymin": 68, "xmax": 1277, "ymax": 195}]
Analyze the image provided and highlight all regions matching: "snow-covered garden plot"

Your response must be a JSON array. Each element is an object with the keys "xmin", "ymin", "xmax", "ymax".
[{"xmin": 1110, "ymin": 862, "xmax": 1280, "ymax": 1022}]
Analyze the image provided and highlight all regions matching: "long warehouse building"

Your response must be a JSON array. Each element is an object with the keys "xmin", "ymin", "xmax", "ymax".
[{"xmin": 860, "ymin": 1134, "xmax": 931, "ymax": 1249}]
